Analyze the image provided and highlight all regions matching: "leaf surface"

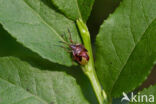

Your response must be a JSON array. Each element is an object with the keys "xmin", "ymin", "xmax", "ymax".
[
  {"xmin": 0, "ymin": 25, "xmax": 98, "ymax": 104},
  {"xmin": 0, "ymin": 57, "xmax": 89, "ymax": 104},
  {"xmin": 130, "ymin": 85, "xmax": 156, "ymax": 104},
  {"xmin": 50, "ymin": 0, "xmax": 94, "ymax": 22},
  {"xmin": 95, "ymin": 0, "xmax": 156, "ymax": 98},
  {"xmin": 0, "ymin": 0, "xmax": 82, "ymax": 66}
]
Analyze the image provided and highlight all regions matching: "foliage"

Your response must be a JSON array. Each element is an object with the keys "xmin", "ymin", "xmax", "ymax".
[{"xmin": 0, "ymin": 0, "xmax": 155, "ymax": 104}]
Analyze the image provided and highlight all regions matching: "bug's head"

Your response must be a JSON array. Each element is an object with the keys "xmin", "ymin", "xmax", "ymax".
[{"xmin": 70, "ymin": 44, "xmax": 77, "ymax": 50}]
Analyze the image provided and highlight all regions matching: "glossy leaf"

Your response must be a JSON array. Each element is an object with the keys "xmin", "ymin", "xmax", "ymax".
[
  {"xmin": 0, "ymin": 0, "xmax": 81, "ymax": 66},
  {"xmin": 0, "ymin": 57, "xmax": 89, "ymax": 104},
  {"xmin": 95, "ymin": 0, "xmax": 156, "ymax": 98}
]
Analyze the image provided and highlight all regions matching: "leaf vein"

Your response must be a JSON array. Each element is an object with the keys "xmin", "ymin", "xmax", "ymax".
[
  {"xmin": 75, "ymin": 0, "xmax": 82, "ymax": 19},
  {"xmin": 23, "ymin": 0, "xmax": 66, "ymax": 42},
  {"xmin": 129, "ymin": 0, "xmax": 136, "ymax": 44},
  {"xmin": 111, "ymin": 33, "xmax": 122, "ymax": 64},
  {"xmin": 141, "ymin": 0, "xmax": 149, "ymax": 24},
  {"xmin": 0, "ymin": 77, "xmax": 48, "ymax": 104},
  {"xmin": 111, "ymin": 18, "xmax": 156, "ymax": 94}
]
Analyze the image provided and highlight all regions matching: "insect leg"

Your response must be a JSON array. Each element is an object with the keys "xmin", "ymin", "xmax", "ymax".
[
  {"xmin": 68, "ymin": 29, "xmax": 74, "ymax": 44},
  {"xmin": 56, "ymin": 45, "xmax": 72, "ymax": 52},
  {"xmin": 58, "ymin": 41, "xmax": 70, "ymax": 46}
]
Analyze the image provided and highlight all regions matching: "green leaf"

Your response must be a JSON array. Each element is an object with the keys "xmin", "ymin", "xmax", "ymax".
[
  {"xmin": 95, "ymin": 0, "xmax": 156, "ymax": 98},
  {"xmin": 130, "ymin": 85, "xmax": 156, "ymax": 104},
  {"xmin": 51, "ymin": 0, "xmax": 94, "ymax": 22},
  {"xmin": 0, "ymin": 57, "xmax": 89, "ymax": 104},
  {"xmin": 0, "ymin": 25, "xmax": 98, "ymax": 104},
  {"xmin": 0, "ymin": 24, "xmax": 38, "ymax": 59},
  {"xmin": 0, "ymin": 0, "xmax": 82, "ymax": 66}
]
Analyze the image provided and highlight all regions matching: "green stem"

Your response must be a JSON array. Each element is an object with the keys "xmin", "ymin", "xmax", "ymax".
[{"xmin": 76, "ymin": 19, "xmax": 108, "ymax": 104}]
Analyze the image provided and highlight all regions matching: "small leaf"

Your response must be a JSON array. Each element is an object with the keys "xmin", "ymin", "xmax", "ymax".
[
  {"xmin": 130, "ymin": 85, "xmax": 156, "ymax": 104},
  {"xmin": 0, "ymin": 0, "xmax": 81, "ymax": 66},
  {"xmin": 0, "ymin": 57, "xmax": 89, "ymax": 104},
  {"xmin": 95, "ymin": 0, "xmax": 156, "ymax": 98},
  {"xmin": 51, "ymin": 0, "xmax": 94, "ymax": 22}
]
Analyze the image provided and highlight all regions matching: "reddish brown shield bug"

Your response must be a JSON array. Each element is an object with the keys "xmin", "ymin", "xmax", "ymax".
[{"xmin": 59, "ymin": 29, "xmax": 89, "ymax": 65}]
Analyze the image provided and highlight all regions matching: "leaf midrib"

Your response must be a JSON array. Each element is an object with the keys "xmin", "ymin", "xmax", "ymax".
[
  {"xmin": 0, "ymin": 77, "xmax": 48, "ymax": 104},
  {"xmin": 23, "ymin": 0, "xmax": 66, "ymax": 42},
  {"xmin": 75, "ymin": 0, "xmax": 82, "ymax": 19},
  {"xmin": 111, "ymin": 18, "xmax": 156, "ymax": 95}
]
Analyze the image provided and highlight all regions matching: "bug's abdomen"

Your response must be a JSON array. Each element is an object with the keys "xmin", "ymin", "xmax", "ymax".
[
  {"xmin": 79, "ymin": 52, "xmax": 89, "ymax": 65},
  {"xmin": 73, "ymin": 51, "xmax": 89, "ymax": 65},
  {"xmin": 71, "ymin": 44, "xmax": 89, "ymax": 65}
]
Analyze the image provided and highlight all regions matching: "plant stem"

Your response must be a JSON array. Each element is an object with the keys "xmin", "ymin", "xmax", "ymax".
[{"xmin": 76, "ymin": 19, "xmax": 108, "ymax": 104}]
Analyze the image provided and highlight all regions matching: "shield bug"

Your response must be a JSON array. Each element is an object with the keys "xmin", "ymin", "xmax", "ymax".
[{"xmin": 59, "ymin": 30, "xmax": 89, "ymax": 65}]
